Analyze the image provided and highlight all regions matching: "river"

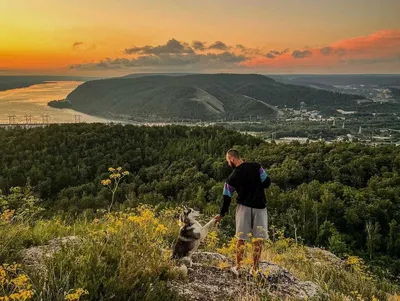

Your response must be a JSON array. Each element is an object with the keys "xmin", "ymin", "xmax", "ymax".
[{"xmin": 0, "ymin": 81, "xmax": 108, "ymax": 124}]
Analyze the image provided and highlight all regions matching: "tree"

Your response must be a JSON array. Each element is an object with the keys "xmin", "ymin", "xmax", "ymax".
[
  {"xmin": 316, "ymin": 221, "xmax": 336, "ymax": 247},
  {"xmin": 329, "ymin": 232, "xmax": 349, "ymax": 257},
  {"xmin": 285, "ymin": 208, "xmax": 301, "ymax": 244},
  {"xmin": 388, "ymin": 220, "xmax": 400, "ymax": 257},
  {"xmin": 365, "ymin": 221, "xmax": 382, "ymax": 259}
]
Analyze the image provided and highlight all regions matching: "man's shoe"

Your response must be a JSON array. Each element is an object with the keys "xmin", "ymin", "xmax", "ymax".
[{"xmin": 230, "ymin": 266, "xmax": 240, "ymax": 277}]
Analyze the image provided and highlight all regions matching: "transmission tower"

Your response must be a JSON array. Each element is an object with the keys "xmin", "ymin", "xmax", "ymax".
[
  {"xmin": 74, "ymin": 114, "xmax": 82, "ymax": 123},
  {"xmin": 24, "ymin": 114, "xmax": 33, "ymax": 124},
  {"xmin": 7, "ymin": 115, "xmax": 16, "ymax": 124},
  {"xmin": 41, "ymin": 114, "xmax": 50, "ymax": 124}
]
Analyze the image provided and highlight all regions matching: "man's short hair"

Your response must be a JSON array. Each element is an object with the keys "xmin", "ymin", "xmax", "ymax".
[{"xmin": 226, "ymin": 149, "xmax": 240, "ymax": 159}]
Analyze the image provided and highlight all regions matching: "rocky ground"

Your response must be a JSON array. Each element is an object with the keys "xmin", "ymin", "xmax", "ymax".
[
  {"xmin": 22, "ymin": 237, "xmax": 327, "ymax": 300},
  {"xmin": 170, "ymin": 252, "xmax": 325, "ymax": 301}
]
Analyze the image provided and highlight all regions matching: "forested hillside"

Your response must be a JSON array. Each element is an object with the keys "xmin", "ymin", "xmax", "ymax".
[
  {"xmin": 64, "ymin": 74, "xmax": 363, "ymax": 121},
  {"xmin": 1, "ymin": 124, "xmax": 400, "ymax": 278}
]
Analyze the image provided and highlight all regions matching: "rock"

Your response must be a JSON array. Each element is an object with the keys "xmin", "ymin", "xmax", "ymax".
[
  {"xmin": 170, "ymin": 252, "xmax": 324, "ymax": 301},
  {"xmin": 21, "ymin": 239, "xmax": 326, "ymax": 300},
  {"xmin": 192, "ymin": 252, "xmax": 230, "ymax": 263},
  {"xmin": 259, "ymin": 261, "xmax": 322, "ymax": 300},
  {"xmin": 21, "ymin": 236, "xmax": 81, "ymax": 267},
  {"xmin": 305, "ymin": 247, "xmax": 345, "ymax": 267}
]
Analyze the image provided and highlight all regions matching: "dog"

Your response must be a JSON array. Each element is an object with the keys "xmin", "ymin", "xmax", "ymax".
[{"xmin": 172, "ymin": 206, "xmax": 217, "ymax": 268}]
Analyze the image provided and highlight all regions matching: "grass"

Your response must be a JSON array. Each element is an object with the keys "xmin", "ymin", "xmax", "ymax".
[
  {"xmin": 1, "ymin": 205, "xmax": 182, "ymax": 301},
  {"xmin": 1, "ymin": 205, "xmax": 399, "ymax": 301}
]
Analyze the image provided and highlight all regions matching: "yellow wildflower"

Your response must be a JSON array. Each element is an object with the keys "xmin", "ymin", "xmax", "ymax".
[
  {"xmin": 101, "ymin": 179, "xmax": 111, "ymax": 186},
  {"xmin": 217, "ymin": 261, "xmax": 230, "ymax": 269},
  {"xmin": 65, "ymin": 288, "xmax": 89, "ymax": 301},
  {"xmin": 11, "ymin": 274, "xmax": 29, "ymax": 287},
  {"xmin": 0, "ymin": 209, "xmax": 15, "ymax": 223},
  {"xmin": 204, "ymin": 231, "xmax": 219, "ymax": 249},
  {"xmin": 0, "ymin": 267, "xmax": 7, "ymax": 285},
  {"xmin": 107, "ymin": 227, "xmax": 116, "ymax": 234},
  {"xmin": 155, "ymin": 224, "xmax": 168, "ymax": 235},
  {"xmin": 346, "ymin": 256, "xmax": 360, "ymax": 266}
]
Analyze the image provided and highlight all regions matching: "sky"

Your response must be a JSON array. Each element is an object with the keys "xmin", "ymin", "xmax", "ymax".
[{"xmin": 1, "ymin": 0, "xmax": 399, "ymax": 76}]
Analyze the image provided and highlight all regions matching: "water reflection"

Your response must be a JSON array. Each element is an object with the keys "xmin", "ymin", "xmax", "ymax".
[{"xmin": 0, "ymin": 81, "xmax": 108, "ymax": 124}]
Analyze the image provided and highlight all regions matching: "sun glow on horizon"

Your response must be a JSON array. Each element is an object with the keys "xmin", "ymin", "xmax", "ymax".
[{"xmin": 1, "ymin": 0, "xmax": 399, "ymax": 75}]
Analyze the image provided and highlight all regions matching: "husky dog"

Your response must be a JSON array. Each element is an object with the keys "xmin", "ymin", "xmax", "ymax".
[{"xmin": 172, "ymin": 206, "xmax": 217, "ymax": 267}]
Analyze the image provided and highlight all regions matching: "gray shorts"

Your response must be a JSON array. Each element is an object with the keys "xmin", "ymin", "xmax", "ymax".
[{"xmin": 236, "ymin": 204, "xmax": 268, "ymax": 240}]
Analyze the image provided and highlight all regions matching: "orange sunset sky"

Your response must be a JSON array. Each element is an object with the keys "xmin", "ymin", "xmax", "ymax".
[{"xmin": 1, "ymin": 0, "xmax": 399, "ymax": 76}]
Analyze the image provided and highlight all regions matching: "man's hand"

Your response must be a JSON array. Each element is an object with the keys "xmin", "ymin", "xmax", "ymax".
[{"xmin": 214, "ymin": 215, "xmax": 222, "ymax": 223}]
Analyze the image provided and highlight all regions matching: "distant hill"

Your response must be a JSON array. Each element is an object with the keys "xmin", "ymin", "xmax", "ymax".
[
  {"xmin": 66, "ymin": 74, "xmax": 363, "ymax": 121},
  {"xmin": 121, "ymin": 73, "xmax": 195, "ymax": 79},
  {"xmin": 0, "ymin": 75, "xmax": 97, "ymax": 92},
  {"xmin": 269, "ymin": 74, "xmax": 400, "ymax": 87}
]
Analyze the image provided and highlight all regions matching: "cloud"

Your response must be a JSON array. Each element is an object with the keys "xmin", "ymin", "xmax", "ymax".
[
  {"xmin": 69, "ymin": 51, "xmax": 248, "ymax": 70},
  {"xmin": 234, "ymin": 44, "xmax": 264, "ymax": 57},
  {"xmin": 124, "ymin": 39, "xmax": 194, "ymax": 55},
  {"xmin": 72, "ymin": 42, "xmax": 96, "ymax": 51},
  {"xmin": 69, "ymin": 31, "xmax": 400, "ymax": 73},
  {"xmin": 72, "ymin": 42, "xmax": 84, "ymax": 50},
  {"xmin": 208, "ymin": 41, "xmax": 230, "ymax": 50},
  {"xmin": 341, "ymin": 54, "xmax": 400, "ymax": 65},
  {"xmin": 320, "ymin": 46, "xmax": 346, "ymax": 57},
  {"xmin": 192, "ymin": 40, "xmax": 206, "ymax": 51},
  {"xmin": 265, "ymin": 48, "xmax": 289, "ymax": 59},
  {"xmin": 320, "ymin": 46, "xmax": 333, "ymax": 56},
  {"xmin": 292, "ymin": 49, "xmax": 312, "ymax": 59},
  {"xmin": 265, "ymin": 53, "xmax": 276, "ymax": 59}
]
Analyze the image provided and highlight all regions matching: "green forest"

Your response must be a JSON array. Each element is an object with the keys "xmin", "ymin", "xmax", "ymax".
[{"xmin": 1, "ymin": 124, "xmax": 400, "ymax": 282}]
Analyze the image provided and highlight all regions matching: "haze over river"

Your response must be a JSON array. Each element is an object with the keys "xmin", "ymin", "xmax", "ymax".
[{"xmin": 0, "ymin": 81, "xmax": 108, "ymax": 124}]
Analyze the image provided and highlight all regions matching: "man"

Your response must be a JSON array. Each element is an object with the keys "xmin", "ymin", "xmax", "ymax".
[{"xmin": 215, "ymin": 149, "xmax": 271, "ymax": 276}]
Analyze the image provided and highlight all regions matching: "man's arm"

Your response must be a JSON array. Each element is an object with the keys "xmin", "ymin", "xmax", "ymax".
[
  {"xmin": 259, "ymin": 167, "xmax": 271, "ymax": 189},
  {"xmin": 219, "ymin": 182, "xmax": 235, "ymax": 217}
]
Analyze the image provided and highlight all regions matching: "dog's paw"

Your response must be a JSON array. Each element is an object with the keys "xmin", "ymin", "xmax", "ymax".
[
  {"xmin": 182, "ymin": 256, "xmax": 193, "ymax": 267},
  {"xmin": 177, "ymin": 264, "xmax": 188, "ymax": 278}
]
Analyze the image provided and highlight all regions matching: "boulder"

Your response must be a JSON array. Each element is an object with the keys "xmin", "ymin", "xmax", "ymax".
[
  {"xmin": 21, "ymin": 236, "xmax": 81, "ymax": 269},
  {"xmin": 170, "ymin": 252, "xmax": 324, "ymax": 300}
]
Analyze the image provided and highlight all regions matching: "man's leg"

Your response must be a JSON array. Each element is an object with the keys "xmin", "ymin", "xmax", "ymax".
[
  {"xmin": 252, "ymin": 208, "xmax": 268, "ymax": 272},
  {"xmin": 252, "ymin": 239, "xmax": 263, "ymax": 272},
  {"xmin": 232, "ymin": 205, "xmax": 251, "ymax": 275},
  {"xmin": 236, "ymin": 239, "xmax": 245, "ymax": 268}
]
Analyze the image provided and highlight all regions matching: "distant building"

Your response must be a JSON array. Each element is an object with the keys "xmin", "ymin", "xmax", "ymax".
[{"xmin": 337, "ymin": 109, "xmax": 357, "ymax": 115}]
